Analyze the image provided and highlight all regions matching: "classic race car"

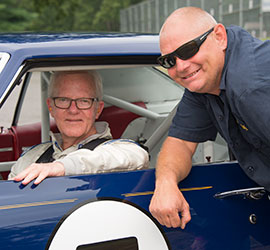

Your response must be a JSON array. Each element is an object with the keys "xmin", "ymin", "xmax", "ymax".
[{"xmin": 0, "ymin": 33, "xmax": 269, "ymax": 250}]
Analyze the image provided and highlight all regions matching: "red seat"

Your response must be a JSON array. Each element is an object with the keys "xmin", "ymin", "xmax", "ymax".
[{"xmin": 98, "ymin": 102, "xmax": 146, "ymax": 138}]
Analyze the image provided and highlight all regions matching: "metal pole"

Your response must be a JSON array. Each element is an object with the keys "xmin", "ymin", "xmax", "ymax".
[
  {"xmin": 41, "ymin": 72, "xmax": 51, "ymax": 142},
  {"xmin": 259, "ymin": 0, "xmax": 263, "ymax": 38},
  {"xmin": 155, "ymin": 0, "xmax": 160, "ymax": 33},
  {"xmin": 174, "ymin": 0, "xmax": 178, "ymax": 9},
  {"xmin": 164, "ymin": 0, "xmax": 169, "ymax": 19},
  {"xmin": 140, "ymin": 3, "xmax": 145, "ymax": 32},
  {"xmin": 147, "ymin": 1, "xmax": 152, "ymax": 32},
  {"xmin": 128, "ymin": 8, "xmax": 133, "ymax": 32},
  {"xmin": 134, "ymin": 6, "xmax": 139, "ymax": 32},
  {"xmin": 103, "ymin": 94, "xmax": 163, "ymax": 121},
  {"xmin": 219, "ymin": 0, "xmax": 223, "ymax": 23},
  {"xmin": 201, "ymin": 0, "xmax": 205, "ymax": 10},
  {"xmin": 239, "ymin": 0, "xmax": 243, "ymax": 27}
]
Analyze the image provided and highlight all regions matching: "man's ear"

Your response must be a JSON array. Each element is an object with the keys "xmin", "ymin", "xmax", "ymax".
[
  {"xmin": 95, "ymin": 101, "xmax": 104, "ymax": 120},
  {"xmin": 46, "ymin": 98, "xmax": 54, "ymax": 117},
  {"xmin": 213, "ymin": 23, "xmax": 227, "ymax": 51}
]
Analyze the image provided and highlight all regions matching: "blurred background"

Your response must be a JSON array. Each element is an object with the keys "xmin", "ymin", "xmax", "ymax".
[
  {"xmin": 0, "ymin": 0, "xmax": 144, "ymax": 32},
  {"xmin": 2, "ymin": 0, "xmax": 270, "ymax": 39},
  {"xmin": 121, "ymin": 0, "xmax": 270, "ymax": 39}
]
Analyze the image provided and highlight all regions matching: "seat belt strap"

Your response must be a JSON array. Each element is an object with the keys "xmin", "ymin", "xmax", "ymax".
[{"xmin": 36, "ymin": 138, "xmax": 110, "ymax": 163}]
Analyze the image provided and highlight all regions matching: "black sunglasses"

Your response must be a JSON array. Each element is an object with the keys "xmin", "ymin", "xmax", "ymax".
[{"xmin": 157, "ymin": 27, "xmax": 214, "ymax": 69}]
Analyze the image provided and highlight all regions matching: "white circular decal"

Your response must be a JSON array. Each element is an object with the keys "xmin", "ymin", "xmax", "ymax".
[{"xmin": 48, "ymin": 199, "xmax": 169, "ymax": 250}]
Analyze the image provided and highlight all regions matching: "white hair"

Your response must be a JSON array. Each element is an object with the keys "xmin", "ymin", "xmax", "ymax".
[{"xmin": 48, "ymin": 70, "xmax": 103, "ymax": 100}]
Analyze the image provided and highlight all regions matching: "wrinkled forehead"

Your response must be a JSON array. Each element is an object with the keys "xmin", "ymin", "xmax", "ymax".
[{"xmin": 54, "ymin": 73, "xmax": 96, "ymax": 96}]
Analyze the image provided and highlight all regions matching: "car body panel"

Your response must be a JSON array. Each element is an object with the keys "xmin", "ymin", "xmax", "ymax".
[{"xmin": 0, "ymin": 163, "xmax": 269, "ymax": 249}]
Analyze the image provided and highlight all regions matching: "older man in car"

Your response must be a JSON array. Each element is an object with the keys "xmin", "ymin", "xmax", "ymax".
[{"xmin": 9, "ymin": 70, "xmax": 149, "ymax": 185}]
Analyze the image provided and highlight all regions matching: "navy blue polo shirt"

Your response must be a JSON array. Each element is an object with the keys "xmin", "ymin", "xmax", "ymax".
[{"xmin": 169, "ymin": 26, "xmax": 270, "ymax": 190}]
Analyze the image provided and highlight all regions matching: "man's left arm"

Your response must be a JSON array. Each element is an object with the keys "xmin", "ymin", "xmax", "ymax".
[
  {"xmin": 12, "ymin": 139, "xmax": 149, "ymax": 185},
  {"xmin": 58, "ymin": 139, "xmax": 149, "ymax": 176}
]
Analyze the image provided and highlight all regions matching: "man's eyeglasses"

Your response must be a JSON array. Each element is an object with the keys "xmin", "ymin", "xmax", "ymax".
[
  {"xmin": 157, "ymin": 27, "xmax": 214, "ymax": 69},
  {"xmin": 52, "ymin": 97, "xmax": 99, "ymax": 110}
]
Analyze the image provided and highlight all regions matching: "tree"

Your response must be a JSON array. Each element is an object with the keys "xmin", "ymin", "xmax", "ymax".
[
  {"xmin": 0, "ymin": 0, "xmax": 37, "ymax": 32},
  {"xmin": 0, "ymin": 0, "xmax": 145, "ymax": 32},
  {"xmin": 31, "ymin": 0, "xmax": 144, "ymax": 32},
  {"xmin": 30, "ymin": 0, "xmax": 82, "ymax": 31},
  {"xmin": 91, "ymin": 0, "xmax": 143, "ymax": 31}
]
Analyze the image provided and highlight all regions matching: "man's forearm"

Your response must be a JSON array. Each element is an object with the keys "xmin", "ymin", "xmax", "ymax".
[{"xmin": 155, "ymin": 136, "xmax": 196, "ymax": 185}]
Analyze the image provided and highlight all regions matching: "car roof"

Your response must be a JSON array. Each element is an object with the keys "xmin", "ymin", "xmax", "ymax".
[{"xmin": 0, "ymin": 32, "xmax": 160, "ymax": 57}]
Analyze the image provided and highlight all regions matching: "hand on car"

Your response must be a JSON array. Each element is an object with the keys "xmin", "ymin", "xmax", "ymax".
[
  {"xmin": 12, "ymin": 162, "xmax": 65, "ymax": 185},
  {"xmin": 149, "ymin": 181, "xmax": 191, "ymax": 229}
]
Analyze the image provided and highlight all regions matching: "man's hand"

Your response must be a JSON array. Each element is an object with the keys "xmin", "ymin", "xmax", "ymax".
[
  {"xmin": 149, "ymin": 180, "xmax": 191, "ymax": 229},
  {"xmin": 13, "ymin": 162, "xmax": 65, "ymax": 185}
]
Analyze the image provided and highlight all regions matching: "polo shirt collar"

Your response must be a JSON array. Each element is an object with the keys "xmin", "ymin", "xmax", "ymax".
[{"xmin": 220, "ymin": 27, "xmax": 234, "ymax": 91}]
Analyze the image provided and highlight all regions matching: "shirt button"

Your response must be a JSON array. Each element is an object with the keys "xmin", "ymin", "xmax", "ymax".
[
  {"xmin": 247, "ymin": 166, "xmax": 254, "ymax": 174},
  {"xmin": 218, "ymin": 115, "xmax": 224, "ymax": 121}
]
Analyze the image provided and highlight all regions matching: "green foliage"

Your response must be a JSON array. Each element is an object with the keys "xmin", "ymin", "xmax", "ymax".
[
  {"xmin": 33, "ymin": 0, "xmax": 146, "ymax": 32},
  {"xmin": 30, "ymin": 0, "xmax": 82, "ymax": 31},
  {"xmin": 0, "ymin": 0, "xmax": 37, "ymax": 32},
  {"xmin": 0, "ymin": 0, "xmax": 145, "ymax": 32},
  {"xmin": 91, "ymin": 0, "xmax": 140, "ymax": 31}
]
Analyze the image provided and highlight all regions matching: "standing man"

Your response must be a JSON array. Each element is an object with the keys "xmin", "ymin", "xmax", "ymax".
[
  {"xmin": 9, "ymin": 70, "xmax": 149, "ymax": 184},
  {"xmin": 150, "ymin": 6, "xmax": 270, "ymax": 229}
]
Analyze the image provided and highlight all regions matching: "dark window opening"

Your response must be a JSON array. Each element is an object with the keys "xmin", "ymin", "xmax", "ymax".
[{"xmin": 76, "ymin": 236, "xmax": 138, "ymax": 250}]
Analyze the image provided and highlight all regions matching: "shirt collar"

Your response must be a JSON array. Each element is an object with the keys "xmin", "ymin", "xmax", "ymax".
[{"xmin": 220, "ymin": 27, "xmax": 235, "ymax": 91}]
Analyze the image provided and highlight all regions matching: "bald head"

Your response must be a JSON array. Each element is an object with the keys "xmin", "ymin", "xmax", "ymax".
[
  {"xmin": 160, "ymin": 7, "xmax": 217, "ymax": 45},
  {"xmin": 160, "ymin": 7, "xmax": 217, "ymax": 35}
]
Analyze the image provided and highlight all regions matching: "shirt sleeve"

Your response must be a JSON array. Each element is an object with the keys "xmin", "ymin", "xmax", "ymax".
[
  {"xmin": 169, "ymin": 89, "xmax": 217, "ymax": 142},
  {"xmin": 8, "ymin": 143, "xmax": 51, "ymax": 180},
  {"xmin": 56, "ymin": 139, "xmax": 149, "ymax": 175}
]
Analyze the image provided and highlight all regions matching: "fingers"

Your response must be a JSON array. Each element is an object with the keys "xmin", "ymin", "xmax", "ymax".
[
  {"xmin": 169, "ymin": 210, "xmax": 182, "ymax": 228},
  {"xmin": 13, "ymin": 167, "xmax": 35, "ymax": 184},
  {"xmin": 33, "ymin": 170, "xmax": 49, "ymax": 185},
  {"xmin": 179, "ymin": 203, "xmax": 191, "ymax": 229},
  {"xmin": 164, "ymin": 211, "xmax": 181, "ymax": 228},
  {"xmin": 150, "ymin": 203, "xmax": 181, "ymax": 228},
  {"xmin": 149, "ymin": 188, "xmax": 191, "ymax": 229},
  {"xmin": 152, "ymin": 206, "xmax": 190, "ymax": 229},
  {"xmin": 13, "ymin": 162, "xmax": 65, "ymax": 185},
  {"xmin": 14, "ymin": 164, "xmax": 49, "ymax": 185}
]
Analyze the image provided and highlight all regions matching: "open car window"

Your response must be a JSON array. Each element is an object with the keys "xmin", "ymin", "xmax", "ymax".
[{"xmin": 3, "ymin": 65, "xmax": 182, "ymax": 169}]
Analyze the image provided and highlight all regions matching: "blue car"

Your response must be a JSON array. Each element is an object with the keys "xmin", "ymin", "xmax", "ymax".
[{"xmin": 0, "ymin": 33, "xmax": 269, "ymax": 250}]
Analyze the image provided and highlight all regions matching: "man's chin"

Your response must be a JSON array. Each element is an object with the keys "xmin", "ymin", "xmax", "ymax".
[
  {"xmin": 63, "ymin": 131, "xmax": 85, "ymax": 139},
  {"xmin": 187, "ymin": 86, "xmax": 204, "ymax": 93}
]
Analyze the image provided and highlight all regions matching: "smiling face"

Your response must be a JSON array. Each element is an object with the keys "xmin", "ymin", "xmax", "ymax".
[
  {"xmin": 160, "ymin": 8, "xmax": 227, "ymax": 95},
  {"xmin": 47, "ymin": 72, "xmax": 104, "ymax": 149}
]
